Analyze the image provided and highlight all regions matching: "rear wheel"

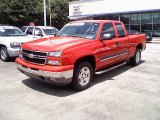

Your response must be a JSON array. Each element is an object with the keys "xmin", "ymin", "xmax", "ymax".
[
  {"xmin": 71, "ymin": 61, "xmax": 93, "ymax": 91},
  {"xmin": 0, "ymin": 47, "xmax": 10, "ymax": 62},
  {"xmin": 129, "ymin": 48, "xmax": 141, "ymax": 66}
]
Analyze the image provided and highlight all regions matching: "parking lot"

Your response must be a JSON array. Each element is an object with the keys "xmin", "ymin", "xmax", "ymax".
[{"xmin": 0, "ymin": 43, "xmax": 160, "ymax": 120}]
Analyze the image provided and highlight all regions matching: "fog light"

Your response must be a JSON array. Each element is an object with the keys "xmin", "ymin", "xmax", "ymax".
[{"xmin": 47, "ymin": 60, "xmax": 60, "ymax": 66}]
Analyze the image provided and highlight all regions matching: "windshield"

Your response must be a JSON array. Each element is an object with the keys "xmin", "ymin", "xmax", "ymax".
[
  {"xmin": 43, "ymin": 28, "xmax": 59, "ymax": 35},
  {"xmin": 57, "ymin": 22, "xmax": 100, "ymax": 39},
  {"xmin": 0, "ymin": 28, "xmax": 26, "ymax": 36}
]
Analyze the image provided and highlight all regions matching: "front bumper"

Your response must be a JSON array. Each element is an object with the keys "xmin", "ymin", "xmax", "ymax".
[
  {"xmin": 17, "ymin": 63, "xmax": 74, "ymax": 86},
  {"xmin": 7, "ymin": 47, "xmax": 20, "ymax": 57}
]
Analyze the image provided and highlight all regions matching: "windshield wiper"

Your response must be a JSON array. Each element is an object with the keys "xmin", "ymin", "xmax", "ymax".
[{"xmin": 69, "ymin": 35, "xmax": 84, "ymax": 38}]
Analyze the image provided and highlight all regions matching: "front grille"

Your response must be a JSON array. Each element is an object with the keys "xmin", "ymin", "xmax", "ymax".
[{"xmin": 22, "ymin": 49, "xmax": 48, "ymax": 65}]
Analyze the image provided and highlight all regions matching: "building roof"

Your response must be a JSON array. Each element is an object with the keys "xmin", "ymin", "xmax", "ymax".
[{"xmin": 69, "ymin": 0, "xmax": 160, "ymax": 19}]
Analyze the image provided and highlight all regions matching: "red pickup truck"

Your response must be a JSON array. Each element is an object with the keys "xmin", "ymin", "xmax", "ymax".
[{"xmin": 16, "ymin": 20, "xmax": 146, "ymax": 91}]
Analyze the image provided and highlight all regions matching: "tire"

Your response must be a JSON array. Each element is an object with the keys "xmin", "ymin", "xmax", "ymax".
[
  {"xmin": 0, "ymin": 47, "xmax": 10, "ymax": 62},
  {"xmin": 129, "ymin": 48, "xmax": 141, "ymax": 66},
  {"xmin": 71, "ymin": 61, "xmax": 93, "ymax": 91}
]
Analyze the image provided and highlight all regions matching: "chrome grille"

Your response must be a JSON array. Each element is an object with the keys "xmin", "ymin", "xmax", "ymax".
[{"xmin": 22, "ymin": 49, "xmax": 48, "ymax": 65}]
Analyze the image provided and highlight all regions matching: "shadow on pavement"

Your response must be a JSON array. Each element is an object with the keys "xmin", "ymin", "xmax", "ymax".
[{"xmin": 22, "ymin": 60, "xmax": 145, "ymax": 97}]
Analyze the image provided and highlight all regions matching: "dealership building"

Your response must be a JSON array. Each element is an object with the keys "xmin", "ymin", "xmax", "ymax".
[{"xmin": 69, "ymin": 0, "xmax": 160, "ymax": 36}]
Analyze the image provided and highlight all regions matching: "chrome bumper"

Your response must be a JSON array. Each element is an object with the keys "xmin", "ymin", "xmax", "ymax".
[
  {"xmin": 17, "ymin": 64, "xmax": 73, "ymax": 85},
  {"xmin": 8, "ymin": 47, "xmax": 19, "ymax": 57}
]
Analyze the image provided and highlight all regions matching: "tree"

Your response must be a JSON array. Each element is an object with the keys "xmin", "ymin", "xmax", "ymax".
[
  {"xmin": 50, "ymin": 0, "xmax": 70, "ymax": 29},
  {"xmin": 0, "ymin": 0, "xmax": 70, "ymax": 29}
]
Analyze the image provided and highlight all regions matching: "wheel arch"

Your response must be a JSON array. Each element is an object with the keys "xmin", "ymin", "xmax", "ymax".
[
  {"xmin": 0, "ymin": 44, "xmax": 6, "ymax": 49},
  {"xmin": 74, "ymin": 55, "xmax": 96, "ymax": 71},
  {"xmin": 136, "ymin": 43, "xmax": 143, "ymax": 51}
]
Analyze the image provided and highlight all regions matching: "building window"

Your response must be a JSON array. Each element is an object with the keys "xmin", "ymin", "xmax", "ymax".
[
  {"xmin": 108, "ymin": 15, "xmax": 119, "ymax": 20},
  {"xmin": 101, "ymin": 16, "xmax": 108, "ymax": 20},
  {"xmin": 120, "ymin": 14, "xmax": 130, "ymax": 24},
  {"xmin": 93, "ymin": 16, "xmax": 101, "ymax": 20},
  {"xmin": 131, "ymin": 14, "xmax": 141, "ymax": 24},
  {"xmin": 153, "ymin": 24, "xmax": 160, "ymax": 30},
  {"xmin": 153, "ymin": 12, "xmax": 160, "ymax": 24},
  {"xmin": 141, "ymin": 13, "xmax": 152, "ymax": 24},
  {"xmin": 130, "ymin": 25, "xmax": 140, "ymax": 32},
  {"xmin": 141, "ymin": 24, "xmax": 152, "ymax": 32}
]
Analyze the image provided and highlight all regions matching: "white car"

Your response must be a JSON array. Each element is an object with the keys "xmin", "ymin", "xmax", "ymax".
[
  {"xmin": 21, "ymin": 26, "xmax": 59, "ymax": 39},
  {"xmin": 0, "ymin": 26, "xmax": 34, "ymax": 61}
]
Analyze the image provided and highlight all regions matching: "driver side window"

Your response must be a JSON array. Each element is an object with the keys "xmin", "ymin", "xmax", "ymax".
[{"xmin": 101, "ymin": 23, "xmax": 115, "ymax": 39}]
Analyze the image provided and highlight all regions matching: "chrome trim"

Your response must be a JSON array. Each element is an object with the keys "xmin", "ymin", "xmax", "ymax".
[
  {"xmin": 17, "ymin": 64, "xmax": 73, "ymax": 79},
  {"xmin": 22, "ymin": 48, "xmax": 48, "ymax": 54},
  {"xmin": 22, "ymin": 48, "xmax": 48, "ymax": 65},
  {"xmin": 100, "ymin": 52, "xmax": 128, "ymax": 62},
  {"xmin": 21, "ymin": 57, "xmax": 46, "ymax": 65},
  {"xmin": 96, "ymin": 62, "xmax": 126, "ymax": 74},
  {"xmin": 100, "ymin": 50, "xmax": 128, "ymax": 62},
  {"xmin": 22, "ymin": 52, "xmax": 46, "ymax": 59}
]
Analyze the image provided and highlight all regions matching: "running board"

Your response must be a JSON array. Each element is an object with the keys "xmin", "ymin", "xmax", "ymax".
[{"xmin": 95, "ymin": 62, "xmax": 126, "ymax": 75}]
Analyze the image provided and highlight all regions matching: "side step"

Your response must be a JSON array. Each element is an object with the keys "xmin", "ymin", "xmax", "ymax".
[{"xmin": 95, "ymin": 62, "xmax": 126, "ymax": 75}]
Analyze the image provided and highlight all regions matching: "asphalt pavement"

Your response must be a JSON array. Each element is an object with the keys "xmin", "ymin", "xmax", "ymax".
[{"xmin": 0, "ymin": 43, "xmax": 160, "ymax": 120}]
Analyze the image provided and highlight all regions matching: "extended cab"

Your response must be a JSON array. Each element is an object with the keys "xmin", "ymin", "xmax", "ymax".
[{"xmin": 16, "ymin": 20, "xmax": 146, "ymax": 91}]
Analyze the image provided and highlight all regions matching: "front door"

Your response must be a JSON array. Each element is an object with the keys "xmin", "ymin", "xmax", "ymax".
[{"xmin": 97, "ymin": 22, "xmax": 128, "ymax": 69}]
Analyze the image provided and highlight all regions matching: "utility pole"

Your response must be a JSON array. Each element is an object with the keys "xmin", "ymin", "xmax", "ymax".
[
  {"xmin": 49, "ymin": 0, "xmax": 52, "ymax": 26},
  {"xmin": 43, "ymin": 0, "xmax": 47, "ymax": 26}
]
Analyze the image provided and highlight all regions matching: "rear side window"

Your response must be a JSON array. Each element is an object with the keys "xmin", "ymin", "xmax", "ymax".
[
  {"xmin": 26, "ymin": 27, "xmax": 34, "ymax": 35},
  {"xmin": 21, "ymin": 27, "xmax": 27, "ymax": 32},
  {"xmin": 115, "ymin": 23, "xmax": 125, "ymax": 37},
  {"xmin": 101, "ymin": 23, "xmax": 115, "ymax": 38},
  {"xmin": 34, "ymin": 28, "xmax": 43, "ymax": 35}
]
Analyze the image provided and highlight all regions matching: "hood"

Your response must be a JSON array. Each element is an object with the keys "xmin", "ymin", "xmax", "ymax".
[
  {"xmin": 22, "ymin": 36, "xmax": 92, "ymax": 52},
  {"xmin": 0, "ymin": 36, "xmax": 35, "ymax": 43}
]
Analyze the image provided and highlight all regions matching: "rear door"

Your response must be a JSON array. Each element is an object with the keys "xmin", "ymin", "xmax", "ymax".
[
  {"xmin": 97, "ymin": 22, "xmax": 128, "ymax": 69},
  {"xmin": 113, "ymin": 22, "xmax": 129, "ymax": 61}
]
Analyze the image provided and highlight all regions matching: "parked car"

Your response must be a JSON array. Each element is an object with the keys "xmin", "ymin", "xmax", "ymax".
[
  {"xmin": 0, "ymin": 26, "xmax": 34, "ymax": 61},
  {"xmin": 144, "ymin": 31, "xmax": 152, "ymax": 42},
  {"xmin": 16, "ymin": 20, "xmax": 146, "ymax": 91},
  {"xmin": 150, "ymin": 30, "xmax": 160, "ymax": 37},
  {"xmin": 21, "ymin": 26, "xmax": 59, "ymax": 39}
]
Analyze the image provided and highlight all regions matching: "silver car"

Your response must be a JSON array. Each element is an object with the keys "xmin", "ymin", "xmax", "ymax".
[{"xmin": 0, "ymin": 26, "xmax": 34, "ymax": 61}]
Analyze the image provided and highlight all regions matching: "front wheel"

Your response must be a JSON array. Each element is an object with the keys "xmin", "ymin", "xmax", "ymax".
[
  {"xmin": 71, "ymin": 61, "xmax": 93, "ymax": 91},
  {"xmin": 0, "ymin": 47, "xmax": 10, "ymax": 62},
  {"xmin": 129, "ymin": 48, "xmax": 141, "ymax": 66}
]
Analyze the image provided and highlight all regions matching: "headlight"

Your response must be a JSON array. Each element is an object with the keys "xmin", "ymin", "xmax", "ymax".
[
  {"xmin": 10, "ymin": 42, "xmax": 21, "ymax": 48},
  {"xmin": 47, "ymin": 60, "xmax": 60, "ymax": 66},
  {"xmin": 48, "ymin": 51, "xmax": 62, "ymax": 57}
]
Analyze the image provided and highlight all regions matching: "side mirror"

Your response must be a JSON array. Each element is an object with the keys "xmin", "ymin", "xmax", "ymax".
[{"xmin": 100, "ymin": 33, "xmax": 114, "ymax": 40}]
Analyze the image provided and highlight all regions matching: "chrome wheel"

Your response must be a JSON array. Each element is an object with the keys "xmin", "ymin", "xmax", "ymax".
[
  {"xmin": 78, "ymin": 67, "xmax": 90, "ymax": 86},
  {"xmin": 136, "ymin": 51, "xmax": 140, "ymax": 63},
  {"xmin": 72, "ymin": 61, "xmax": 93, "ymax": 91},
  {"xmin": 129, "ymin": 48, "xmax": 141, "ymax": 66},
  {"xmin": 0, "ymin": 47, "xmax": 10, "ymax": 61},
  {"xmin": 1, "ymin": 48, "xmax": 7, "ymax": 60}
]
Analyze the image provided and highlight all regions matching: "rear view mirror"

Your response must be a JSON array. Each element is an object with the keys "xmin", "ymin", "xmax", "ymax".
[{"xmin": 100, "ymin": 33, "xmax": 114, "ymax": 40}]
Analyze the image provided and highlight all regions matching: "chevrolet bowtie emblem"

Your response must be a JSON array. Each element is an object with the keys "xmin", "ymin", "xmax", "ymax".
[{"xmin": 28, "ymin": 53, "xmax": 34, "ymax": 59}]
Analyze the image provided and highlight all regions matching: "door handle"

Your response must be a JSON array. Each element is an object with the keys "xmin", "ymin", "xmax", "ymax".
[{"xmin": 115, "ymin": 42, "xmax": 119, "ymax": 46}]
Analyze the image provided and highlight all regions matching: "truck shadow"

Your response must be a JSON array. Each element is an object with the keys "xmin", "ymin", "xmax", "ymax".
[{"xmin": 22, "ymin": 60, "xmax": 145, "ymax": 97}]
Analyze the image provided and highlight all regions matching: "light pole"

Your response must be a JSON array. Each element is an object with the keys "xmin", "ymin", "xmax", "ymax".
[
  {"xmin": 43, "ymin": 0, "xmax": 47, "ymax": 26},
  {"xmin": 49, "ymin": 0, "xmax": 52, "ymax": 26}
]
